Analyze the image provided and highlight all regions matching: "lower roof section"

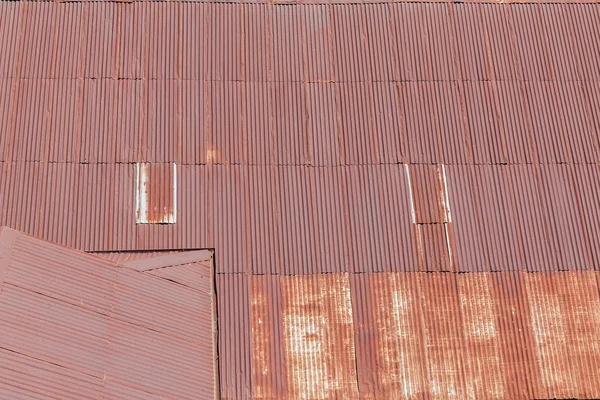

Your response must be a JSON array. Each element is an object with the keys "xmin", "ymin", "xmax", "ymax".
[
  {"xmin": 219, "ymin": 270, "xmax": 600, "ymax": 399},
  {"xmin": 1, "ymin": 162, "xmax": 600, "ymax": 273},
  {"xmin": 0, "ymin": 227, "xmax": 217, "ymax": 400}
]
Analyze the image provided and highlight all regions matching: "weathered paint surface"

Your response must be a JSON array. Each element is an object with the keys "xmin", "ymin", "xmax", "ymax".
[
  {"xmin": 279, "ymin": 274, "xmax": 359, "ymax": 400},
  {"xmin": 244, "ymin": 271, "xmax": 600, "ymax": 399}
]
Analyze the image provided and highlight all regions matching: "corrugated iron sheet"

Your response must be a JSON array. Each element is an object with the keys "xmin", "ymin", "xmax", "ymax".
[
  {"xmin": 4, "ymin": 162, "xmax": 600, "ymax": 274},
  {"xmin": 2, "ymin": 1, "xmax": 600, "ymax": 399},
  {"xmin": 208, "ymin": 270, "xmax": 600, "ymax": 399},
  {"xmin": 216, "ymin": 273, "xmax": 253, "ymax": 400},
  {"xmin": 0, "ymin": 228, "xmax": 217, "ymax": 400},
  {"xmin": 0, "ymin": 4, "xmax": 599, "ymax": 165}
]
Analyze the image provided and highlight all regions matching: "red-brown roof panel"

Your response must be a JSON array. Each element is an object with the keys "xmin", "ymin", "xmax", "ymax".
[
  {"xmin": 537, "ymin": 164, "xmax": 590, "ymax": 270},
  {"xmin": 83, "ymin": 3, "xmax": 117, "ymax": 78},
  {"xmin": 331, "ymin": 5, "xmax": 371, "ymax": 82},
  {"xmin": 181, "ymin": 3, "xmax": 207, "ymax": 81},
  {"xmin": 247, "ymin": 165, "xmax": 280, "ymax": 275},
  {"xmin": 389, "ymin": 4, "xmax": 431, "ymax": 81},
  {"xmin": 116, "ymin": 3, "xmax": 146, "ymax": 79},
  {"xmin": 573, "ymin": 164, "xmax": 600, "ymax": 270},
  {"xmin": 208, "ymin": 81, "xmax": 246, "ymax": 165},
  {"xmin": 246, "ymin": 81, "xmax": 273, "ymax": 165},
  {"xmin": 471, "ymin": 165, "xmax": 523, "ymax": 271},
  {"xmin": 511, "ymin": 4, "xmax": 555, "ymax": 82},
  {"xmin": 207, "ymin": 3, "xmax": 244, "ymax": 82},
  {"xmin": 251, "ymin": 274, "xmax": 285, "ymax": 399},
  {"xmin": 336, "ymin": 82, "xmax": 377, "ymax": 165},
  {"xmin": 114, "ymin": 79, "xmax": 145, "ymax": 163},
  {"xmin": 556, "ymin": 81, "xmax": 599, "ymax": 163},
  {"xmin": 272, "ymin": 82, "xmax": 310, "ymax": 165},
  {"xmin": 0, "ymin": 3, "xmax": 20, "ymax": 79},
  {"xmin": 569, "ymin": 4, "xmax": 600, "ymax": 80},
  {"xmin": 79, "ymin": 78, "xmax": 116, "ymax": 163},
  {"xmin": 541, "ymin": 4, "xmax": 580, "ymax": 81},
  {"xmin": 0, "ymin": 228, "xmax": 217, "ymax": 399},
  {"xmin": 0, "ymin": 78, "xmax": 14, "ymax": 161},
  {"xmin": 462, "ymin": 81, "xmax": 508, "ymax": 165},
  {"xmin": 401, "ymin": 82, "xmax": 442, "ymax": 164},
  {"xmin": 48, "ymin": 79, "xmax": 81, "ymax": 162},
  {"xmin": 364, "ymin": 5, "xmax": 395, "ymax": 82},
  {"xmin": 147, "ymin": 79, "xmax": 180, "ymax": 163},
  {"xmin": 453, "ymin": 4, "xmax": 493, "ymax": 81},
  {"xmin": 313, "ymin": 166, "xmax": 349, "ymax": 273},
  {"xmin": 307, "ymin": 83, "xmax": 338, "ymax": 166},
  {"xmin": 425, "ymin": 3, "xmax": 458, "ymax": 81},
  {"xmin": 54, "ymin": 3, "xmax": 85, "ymax": 79},
  {"xmin": 216, "ymin": 273, "xmax": 253, "ymax": 400},
  {"xmin": 372, "ymin": 81, "xmax": 403, "ymax": 164},
  {"xmin": 272, "ymin": 5, "xmax": 305, "ymax": 83},
  {"xmin": 10, "ymin": 79, "xmax": 54, "ymax": 162},
  {"xmin": 304, "ymin": 5, "xmax": 334, "ymax": 82},
  {"xmin": 277, "ymin": 166, "xmax": 317, "ymax": 275},
  {"xmin": 211, "ymin": 165, "xmax": 249, "ymax": 273},
  {"xmin": 446, "ymin": 165, "xmax": 487, "ymax": 272},
  {"xmin": 147, "ymin": 2, "xmax": 179, "ymax": 80},
  {"xmin": 495, "ymin": 80, "xmax": 535, "ymax": 164},
  {"xmin": 17, "ymin": 3, "xmax": 57, "ymax": 79}
]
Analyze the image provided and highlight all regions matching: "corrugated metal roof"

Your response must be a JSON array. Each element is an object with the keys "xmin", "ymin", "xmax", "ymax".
[
  {"xmin": 215, "ymin": 270, "xmax": 600, "ymax": 399},
  {"xmin": 2, "ymin": 0, "xmax": 600, "ymax": 398},
  {"xmin": 0, "ymin": 4, "xmax": 599, "ymax": 164},
  {"xmin": 3, "ymin": 162, "xmax": 600, "ymax": 273},
  {"xmin": 0, "ymin": 227, "xmax": 217, "ymax": 399}
]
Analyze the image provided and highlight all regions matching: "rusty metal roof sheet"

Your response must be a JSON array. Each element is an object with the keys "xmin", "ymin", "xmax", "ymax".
[
  {"xmin": 0, "ymin": 227, "xmax": 217, "ymax": 399},
  {"xmin": 2, "ymin": 0, "xmax": 600, "ymax": 398},
  {"xmin": 239, "ymin": 270, "xmax": 600, "ymax": 399},
  {"xmin": 0, "ymin": 3, "xmax": 599, "ymax": 164},
  {"xmin": 3, "ymin": 162, "xmax": 600, "ymax": 273}
]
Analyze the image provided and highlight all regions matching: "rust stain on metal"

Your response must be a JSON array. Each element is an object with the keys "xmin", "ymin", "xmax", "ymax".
[
  {"xmin": 457, "ymin": 273, "xmax": 504, "ymax": 399},
  {"xmin": 251, "ymin": 275, "xmax": 285, "ymax": 399},
  {"xmin": 372, "ymin": 273, "xmax": 426, "ymax": 399},
  {"xmin": 418, "ymin": 273, "xmax": 466, "ymax": 399},
  {"xmin": 135, "ymin": 162, "xmax": 177, "ymax": 224},
  {"xmin": 279, "ymin": 274, "xmax": 358, "ymax": 399}
]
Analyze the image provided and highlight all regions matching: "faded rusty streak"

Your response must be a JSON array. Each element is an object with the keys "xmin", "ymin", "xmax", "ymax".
[
  {"xmin": 373, "ymin": 273, "xmax": 426, "ymax": 399},
  {"xmin": 251, "ymin": 275, "xmax": 285, "ymax": 400},
  {"xmin": 279, "ymin": 274, "xmax": 358, "ymax": 400},
  {"xmin": 457, "ymin": 274, "xmax": 504, "ymax": 399},
  {"xmin": 524, "ymin": 272, "xmax": 571, "ymax": 398}
]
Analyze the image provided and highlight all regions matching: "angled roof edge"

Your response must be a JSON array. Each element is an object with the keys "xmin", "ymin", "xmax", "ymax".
[
  {"xmin": 120, "ymin": 250, "xmax": 213, "ymax": 272},
  {"xmin": 1, "ymin": 225, "xmax": 212, "ymax": 274}
]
